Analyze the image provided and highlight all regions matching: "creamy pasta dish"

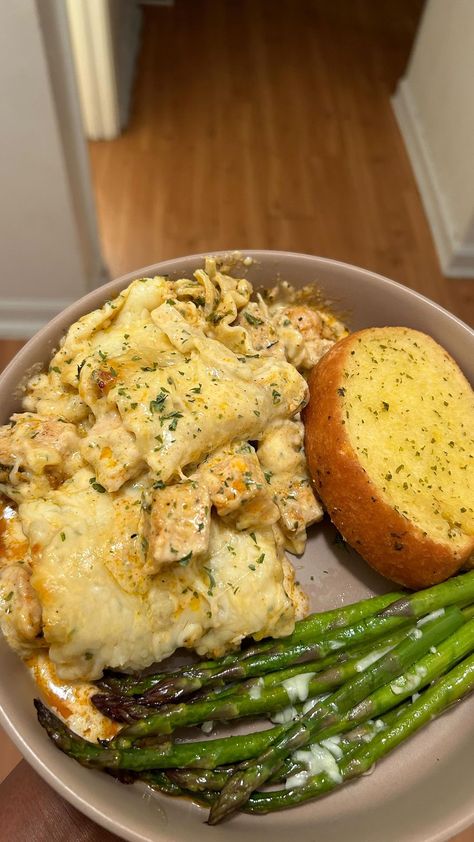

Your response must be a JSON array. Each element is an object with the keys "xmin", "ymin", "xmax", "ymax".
[{"xmin": 0, "ymin": 257, "xmax": 346, "ymax": 716}]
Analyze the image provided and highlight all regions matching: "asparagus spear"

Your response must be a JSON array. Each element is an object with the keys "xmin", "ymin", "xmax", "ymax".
[
  {"xmin": 140, "ymin": 702, "xmax": 413, "ymax": 801},
  {"xmin": 128, "ymin": 614, "xmax": 416, "ymax": 705},
  {"xmin": 377, "ymin": 570, "xmax": 474, "ymax": 619},
  {"xmin": 156, "ymin": 650, "xmax": 474, "ymax": 816},
  {"xmin": 240, "ymin": 652, "xmax": 474, "ymax": 815},
  {"xmin": 291, "ymin": 613, "xmax": 474, "ymax": 741},
  {"xmin": 95, "ymin": 590, "xmax": 405, "ymax": 697},
  {"xmin": 207, "ymin": 605, "xmax": 465, "ymax": 823},
  {"xmin": 95, "ymin": 623, "xmax": 411, "ymax": 724},
  {"xmin": 108, "ymin": 632, "xmax": 406, "ymax": 744},
  {"xmin": 34, "ymin": 605, "xmax": 466, "ymax": 778},
  {"xmin": 92, "ymin": 626, "xmax": 411, "ymax": 722},
  {"xmin": 236, "ymin": 590, "xmax": 405, "ymax": 653},
  {"xmin": 34, "ymin": 689, "xmax": 398, "ymax": 776},
  {"xmin": 164, "ymin": 766, "xmax": 234, "ymax": 793},
  {"xmin": 97, "ymin": 670, "xmax": 168, "ymax": 696},
  {"xmin": 164, "ymin": 713, "xmax": 400, "ymax": 793},
  {"xmin": 138, "ymin": 668, "xmax": 436, "ymax": 800},
  {"xmin": 139, "ymin": 770, "xmax": 187, "ymax": 797},
  {"xmin": 141, "ymin": 770, "xmax": 215, "ymax": 805},
  {"xmin": 97, "ymin": 574, "xmax": 473, "ymax": 703},
  {"xmin": 35, "ymin": 700, "xmax": 289, "ymax": 770},
  {"xmin": 232, "ymin": 605, "xmax": 471, "ymax": 697},
  {"xmin": 112, "ymin": 573, "xmax": 474, "ymax": 706}
]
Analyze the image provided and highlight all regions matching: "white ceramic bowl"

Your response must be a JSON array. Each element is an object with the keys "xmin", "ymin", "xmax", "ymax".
[{"xmin": 1, "ymin": 251, "xmax": 473, "ymax": 842}]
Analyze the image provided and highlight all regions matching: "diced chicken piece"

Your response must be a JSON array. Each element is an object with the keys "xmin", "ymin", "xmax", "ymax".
[
  {"xmin": 273, "ymin": 478, "xmax": 323, "ymax": 554},
  {"xmin": 197, "ymin": 443, "xmax": 279, "ymax": 529},
  {"xmin": 0, "ymin": 414, "xmax": 81, "ymax": 478},
  {"xmin": 199, "ymin": 445, "xmax": 261, "ymax": 516},
  {"xmin": 272, "ymin": 306, "xmax": 335, "ymax": 370},
  {"xmin": 80, "ymin": 411, "xmax": 144, "ymax": 493},
  {"xmin": 144, "ymin": 481, "xmax": 211, "ymax": 572},
  {"xmin": 0, "ymin": 563, "xmax": 43, "ymax": 656},
  {"xmin": 233, "ymin": 491, "xmax": 281, "ymax": 531},
  {"xmin": 258, "ymin": 419, "xmax": 323, "ymax": 554}
]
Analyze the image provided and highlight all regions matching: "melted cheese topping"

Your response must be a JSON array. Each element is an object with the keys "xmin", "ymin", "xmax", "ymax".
[
  {"xmin": 0, "ymin": 258, "xmax": 342, "ymax": 689},
  {"xmin": 286, "ymin": 743, "xmax": 343, "ymax": 788}
]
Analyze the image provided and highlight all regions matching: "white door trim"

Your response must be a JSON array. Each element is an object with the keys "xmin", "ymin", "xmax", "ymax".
[
  {"xmin": 392, "ymin": 80, "xmax": 474, "ymax": 278},
  {"xmin": 65, "ymin": 0, "xmax": 141, "ymax": 141}
]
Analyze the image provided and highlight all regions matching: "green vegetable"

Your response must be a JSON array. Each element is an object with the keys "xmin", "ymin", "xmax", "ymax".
[
  {"xmin": 95, "ymin": 590, "xmax": 405, "ymax": 698},
  {"xmin": 126, "ymin": 613, "xmax": 416, "ymax": 705},
  {"xmin": 105, "ymin": 628, "xmax": 412, "ymax": 744},
  {"xmin": 33, "ymin": 573, "xmax": 474, "ymax": 826},
  {"xmin": 208, "ymin": 606, "xmax": 465, "ymax": 823},
  {"xmin": 242, "ymin": 653, "xmax": 474, "ymax": 814},
  {"xmin": 378, "ymin": 570, "xmax": 474, "ymax": 619},
  {"xmin": 34, "ymin": 700, "xmax": 288, "ymax": 770},
  {"xmin": 93, "ymin": 625, "xmax": 411, "ymax": 724}
]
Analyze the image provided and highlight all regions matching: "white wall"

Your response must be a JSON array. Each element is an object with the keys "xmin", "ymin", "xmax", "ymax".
[
  {"xmin": 0, "ymin": 0, "xmax": 106, "ymax": 338},
  {"xmin": 393, "ymin": 0, "xmax": 474, "ymax": 277}
]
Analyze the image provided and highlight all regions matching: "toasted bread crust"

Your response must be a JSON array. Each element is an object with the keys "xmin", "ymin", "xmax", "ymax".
[{"xmin": 304, "ymin": 329, "xmax": 474, "ymax": 589}]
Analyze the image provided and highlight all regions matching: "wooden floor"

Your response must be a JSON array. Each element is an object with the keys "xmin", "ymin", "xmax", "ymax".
[
  {"xmin": 0, "ymin": 340, "xmax": 25, "ymax": 373},
  {"xmin": 0, "ymin": 3, "xmax": 473, "ymax": 837},
  {"xmin": 88, "ymin": 0, "xmax": 472, "ymax": 322}
]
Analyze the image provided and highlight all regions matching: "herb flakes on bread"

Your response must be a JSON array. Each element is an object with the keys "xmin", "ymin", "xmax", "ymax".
[{"xmin": 304, "ymin": 326, "xmax": 474, "ymax": 589}]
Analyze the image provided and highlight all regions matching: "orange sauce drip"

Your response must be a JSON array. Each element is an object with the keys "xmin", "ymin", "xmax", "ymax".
[
  {"xmin": 26, "ymin": 655, "xmax": 120, "ymax": 739},
  {"xmin": 0, "ymin": 496, "xmax": 28, "ymax": 562}
]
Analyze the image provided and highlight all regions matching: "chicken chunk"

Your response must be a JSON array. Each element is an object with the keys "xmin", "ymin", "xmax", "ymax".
[
  {"xmin": 0, "ymin": 414, "xmax": 81, "ymax": 479},
  {"xmin": 144, "ymin": 481, "xmax": 211, "ymax": 572},
  {"xmin": 0, "ymin": 563, "xmax": 43, "ymax": 656},
  {"xmin": 197, "ymin": 443, "xmax": 279, "ymax": 530},
  {"xmin": 273, "ymin": 306, "xmax": 335, "ymax": 370},
  {"xmin": 258, "ymin": 419, "xmax": 323, "ymax": 553},
  {"xmin": 80, "ymin": 411, "xmax": 145, "ymax": 493}
]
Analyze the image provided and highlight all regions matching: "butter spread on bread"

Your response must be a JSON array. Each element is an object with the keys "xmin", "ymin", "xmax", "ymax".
[{"xmin": 304, "ymin": 327, "xmax": 474, "ymax": 588}]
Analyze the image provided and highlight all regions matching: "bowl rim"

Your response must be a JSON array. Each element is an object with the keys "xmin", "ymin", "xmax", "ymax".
[{"xmin": 0, "ymin": 249, "xmax": 473, "ymax": 842}]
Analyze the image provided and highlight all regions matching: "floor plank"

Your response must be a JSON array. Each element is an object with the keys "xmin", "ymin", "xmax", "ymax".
[{"xmin": 0, "ymin": 340, "xmax": 25, "ymax": 373}]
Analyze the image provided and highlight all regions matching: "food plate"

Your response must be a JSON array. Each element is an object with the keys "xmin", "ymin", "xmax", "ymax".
[{"xmin": 0, "ymin": 251, "xmax": 473, "ymax": 842}]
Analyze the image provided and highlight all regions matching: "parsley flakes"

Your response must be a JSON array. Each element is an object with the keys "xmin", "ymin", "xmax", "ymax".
[
  {"xmin": 244, "ymin": 312, "xmax": 264, "ymax": 326},
  {"xmin": 89, "ymin": 477, "xmax": 106, "ymax": 493},
  {"xmin": 150, "ymin": 389, "xmax": 169, "ymax": 413}
]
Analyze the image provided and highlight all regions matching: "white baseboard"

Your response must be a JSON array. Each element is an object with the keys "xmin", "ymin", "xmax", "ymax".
[
  {"xmin": 0, "ymin": 298, "xmax": 75, "ymax": 339},
  {"xmin": 392, "ymin": 80, "xmax": 474, "ymax": 279}
]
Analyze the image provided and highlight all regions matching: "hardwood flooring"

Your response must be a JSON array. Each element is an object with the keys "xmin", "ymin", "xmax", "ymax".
[
  {"xmin": 88, "ymin": 0, "xmax": 473, "ymax": 323},
  {"xmin": 0, "ymin": 340, "xmax": 25, "ymax": 372},
  {"xmin": 0, "ymin": 3, "xmax": 473, "ymax": 837}
]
